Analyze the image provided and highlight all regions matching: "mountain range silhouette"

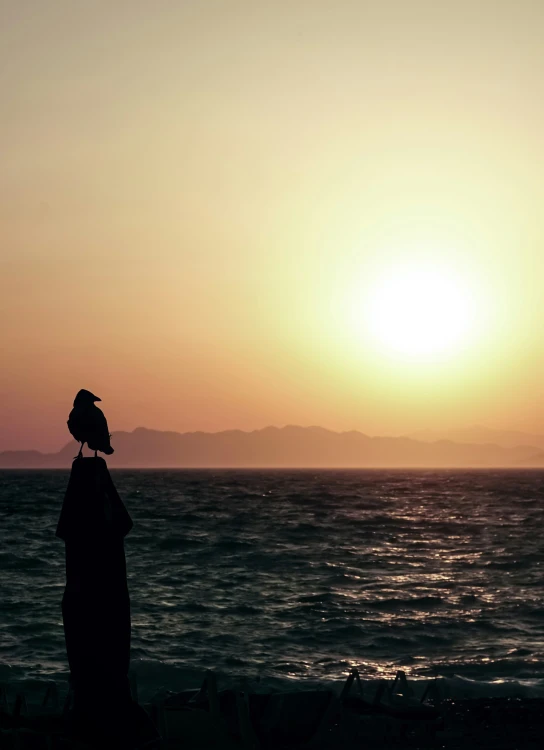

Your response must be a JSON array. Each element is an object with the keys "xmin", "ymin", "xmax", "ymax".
[{"xmin": 2, "ymin": 425, "xmax": 544, "ymax": 468}]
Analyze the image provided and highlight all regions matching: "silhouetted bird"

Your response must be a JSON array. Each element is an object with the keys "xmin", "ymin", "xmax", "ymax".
[{"xmin": 68, "ymin": 389, "xmax": 114, "ymax": 458}]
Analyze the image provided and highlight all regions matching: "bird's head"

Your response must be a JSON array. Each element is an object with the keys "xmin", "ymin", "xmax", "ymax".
[{"xmin": 73, "ymin": 389, "xmax": 102, "ymax": 406}]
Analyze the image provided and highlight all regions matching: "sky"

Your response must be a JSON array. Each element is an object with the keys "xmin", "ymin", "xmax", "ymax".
[{"xmin": 2, "ymin": 0, "xmax": 544, "ymax": 452}]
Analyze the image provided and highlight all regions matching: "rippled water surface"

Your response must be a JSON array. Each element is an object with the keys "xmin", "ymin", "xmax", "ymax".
[{"xmin": 1, "ymin": 470, "xmax": 544, "ymax": 699}]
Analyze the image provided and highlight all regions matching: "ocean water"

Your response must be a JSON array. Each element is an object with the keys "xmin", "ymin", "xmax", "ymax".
[{"xmin": 1, "ymin": 469, "xmax": 544, "ymax": 703}]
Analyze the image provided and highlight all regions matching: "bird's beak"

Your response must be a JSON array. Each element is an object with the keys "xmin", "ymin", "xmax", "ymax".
[{"xmin": 92, "ymin": 394, "xmax": 102, "ymax": 402}]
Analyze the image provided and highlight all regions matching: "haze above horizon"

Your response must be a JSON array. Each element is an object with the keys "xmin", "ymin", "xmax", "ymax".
[{"xmin": 2, "ymin": 1, "xmax": 544, "ymax": 452}]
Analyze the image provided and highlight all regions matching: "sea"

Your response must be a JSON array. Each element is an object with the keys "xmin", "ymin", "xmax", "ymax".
[{"xmin": 1, "ymin": 469, "xmax": 544, "ymax": 705}]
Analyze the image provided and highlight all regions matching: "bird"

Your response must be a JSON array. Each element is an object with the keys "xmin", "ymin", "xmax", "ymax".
[{"xmin": 67, "ymin": 389, "xmax": 114, "ymax": 458}]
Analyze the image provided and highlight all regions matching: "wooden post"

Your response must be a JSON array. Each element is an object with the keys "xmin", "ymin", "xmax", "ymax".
[{"xmin": 57, "ymin": 457, "xmax": 133, "ymax": 729}]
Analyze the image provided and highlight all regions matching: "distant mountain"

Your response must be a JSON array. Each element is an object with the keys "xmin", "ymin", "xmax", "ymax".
[
  {"xmin": 0, "ymin": 425, "xmax": 542, "ymax": 468},
  {"xmin": 407, "ymin": 425, "xmax": 544, "ymax": 451}
]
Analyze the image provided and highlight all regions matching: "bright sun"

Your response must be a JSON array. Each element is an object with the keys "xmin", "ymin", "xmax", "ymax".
[{"xmin": 364, "ymin": 266, "xmax": 473, "ymax": 358}]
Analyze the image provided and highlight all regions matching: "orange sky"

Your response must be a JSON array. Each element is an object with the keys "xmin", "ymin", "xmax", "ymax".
[{"xmin": 2, "ymin": 1, "xmax": 544, "ymax": 452}]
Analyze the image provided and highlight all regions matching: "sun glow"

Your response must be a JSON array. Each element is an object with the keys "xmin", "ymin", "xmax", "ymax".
[{"xmin": 363, "ymin": 265, "xmax": 475, "ymax": 359}]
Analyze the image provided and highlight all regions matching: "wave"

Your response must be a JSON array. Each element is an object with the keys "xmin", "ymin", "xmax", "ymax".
[
  {"xmin": 3, "ymin": 659, "xmax": 544, "ymax": 710},
  {"xmin": 365, "ymin": 595, "xmax": 445, "ymax": 610}
]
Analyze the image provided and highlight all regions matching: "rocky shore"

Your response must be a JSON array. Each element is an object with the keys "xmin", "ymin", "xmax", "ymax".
[{"xmin": 2, "ymin": 686, "xmax": 544, "ymax": 749}]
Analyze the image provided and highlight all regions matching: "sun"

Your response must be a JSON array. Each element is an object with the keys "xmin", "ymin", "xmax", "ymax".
[{"xmin": 364, "ymin": 265, "xmax": 473, "ymax": 359}]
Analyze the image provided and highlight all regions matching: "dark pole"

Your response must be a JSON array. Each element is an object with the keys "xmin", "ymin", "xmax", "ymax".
[{"xmin": 57, "ymin": 456, "xmax": 134, "ymax": 738}]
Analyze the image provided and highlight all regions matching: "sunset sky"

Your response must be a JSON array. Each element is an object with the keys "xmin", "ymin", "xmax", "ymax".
[{"xmin": 2, "ymin": 0, "xmax": 544, "ymax": 452}]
